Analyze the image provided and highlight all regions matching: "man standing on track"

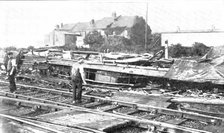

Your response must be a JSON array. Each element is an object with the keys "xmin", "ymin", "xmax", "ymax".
[
  {"xmin": 3, "ymin": 51, "xmax": 9, "ymax": 74},
  {"xmin": 71, "ymin": 58, "xmax": 87, "ymax": 103},
  {"xmin": 7, "ymin": 52, "xmax": 17, "ymax": 93}
]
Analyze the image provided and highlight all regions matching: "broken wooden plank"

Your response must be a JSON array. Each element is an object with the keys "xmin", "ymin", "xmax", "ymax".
[
  {"xmin": 83, "ymin": 84, "xmax": 120, "ymax": 91},
  {"xmin": 71, "ymin": 50, "xmax": 99, "ymax": 55},
  {"xmin": 48, "ymin": 60, "xmax": 168, "ymax": 77},
  {"xmin": 37, "ymin": 109, "xmax": 126, "ymax": 132},
  {"xmin": 181, "ymin": 107, "xmax": 224, "ymax": 118},
  {"xmin": 111, "ymin": 92, "xmax": 171, "ymax": 108},
  {"xmin": 86, "ymin": 61, "xmax": 169, "ymax": 71},
  {"xmin": 171, "ymin": 97, "xmax": 224, "ymax": 105},
  {"xmin": 84, "ymin": 63, "xmax": 168, "ymax": 77},
  {"xmin": 85, "ymin": 79, "xmax": 135, "ymax": 87}
]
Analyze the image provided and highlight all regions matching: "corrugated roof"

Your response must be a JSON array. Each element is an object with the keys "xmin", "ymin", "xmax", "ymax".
[
  {"xmin": 165, "ymin": 45, "xmax": 224, "ymax": 84},
  {"xmin": 203, "ymin": 45, "xmax": 224, "ymax": 59},
  {"xmin": 165, "ymin": 59, "xmax": 224, "ymax": 84}
]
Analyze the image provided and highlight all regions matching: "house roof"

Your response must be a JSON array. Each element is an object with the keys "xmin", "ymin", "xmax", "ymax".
[
  {"xmin": 95, "ymin": 16, "xmax": 138, "ymax": 29},
  {"xmin": 64, "ymin": 15, "xmax": 140, "ymax": 32},
  {"xmin": 71, "ymin": 22, "xmax": 90, "ymax": 32},
  {"xmin": 60, "ymin": 24, "xmax": 76, "ymax": 31},
  {"xmin": 95, "ymin": 17, "xmax": 114, "ymax": 29},
  {"xmin": 110, "ymin": 16, "xmax": 137, "ymax": 28}
]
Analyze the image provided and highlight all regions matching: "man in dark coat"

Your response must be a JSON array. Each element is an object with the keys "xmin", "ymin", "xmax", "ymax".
[
  {"xmin": 16, "ymin": 50, "xmax": 25, "ymax": 71},
  {"xmin": 70, "ymin": 58, "xmax": 87, "ymax": 103},
  {"xmin": 3, "ymin": 52, "xmax": 9, "ymax": 73},
  {"xmin": 7, "ymin": 52, "xmax": 17, "ymax": 93}
]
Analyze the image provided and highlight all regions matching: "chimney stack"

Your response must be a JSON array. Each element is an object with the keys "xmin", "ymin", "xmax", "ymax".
[
  {"xmin": 112, "ymin": 12, "xmax": 117, "ymax": 19},
  {"xmin": 55, "ymin": 25, "xmax": 60, "ymax": 29},
  {"xmin": 61, "ymin": 23, "xmax": 63, "ymax": 28},
  {"xmin": 90, "ymin": 19, "xmax": 95, "ymax": 27}
]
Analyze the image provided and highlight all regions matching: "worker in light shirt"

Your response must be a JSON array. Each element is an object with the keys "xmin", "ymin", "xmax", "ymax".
[
  {"xmin": 6, "ymin": 52, "xmax": 17, "ymax": 93},
  {"xmin": 70, "ymin": 58, "xmax": 87, "ymax": 104}
]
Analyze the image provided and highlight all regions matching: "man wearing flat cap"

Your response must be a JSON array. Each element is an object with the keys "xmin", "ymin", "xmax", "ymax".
[
  {"xmin": 70, "ymin": 58, "xmax": 87, "ymax": 103},
  {"xmin": 6, "ymin": 52, "xmax": 17, "ymax": 93}
]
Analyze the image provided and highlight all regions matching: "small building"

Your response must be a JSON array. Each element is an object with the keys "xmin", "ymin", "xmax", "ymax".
[
  {"xmin": 161, "ymin": 31, "xmax": 224, "ymax": 58},
  {"xmin": 44, "ymin": 24, "xmax": 80, "ymax": 47}
]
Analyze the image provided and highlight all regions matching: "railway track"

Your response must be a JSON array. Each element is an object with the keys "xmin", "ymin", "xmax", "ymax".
[
  {"xmin": 0, "ymin": 98, "xmax": 103, "ymax": 133},
  {"xmin": 0, "ymin": 114, "xmax": 65, "ymax": 133},
  {"xmin": 0, "ymin": 80, "xmax": 222, "ymax": 133}
]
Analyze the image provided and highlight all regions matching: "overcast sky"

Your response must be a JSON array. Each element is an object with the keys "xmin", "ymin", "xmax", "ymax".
[{"xmin": 0, "ymin": 0, "xmax": 224, "ymax": 48}]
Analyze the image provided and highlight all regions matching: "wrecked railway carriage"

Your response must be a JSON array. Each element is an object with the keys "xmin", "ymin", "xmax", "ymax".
[
  {"xmin": 22, "ymin": 50, "xmax": 170, "ymax": 89},
  {"xmin": 17, "ymin": 46, "xmax": 224, "ymax": 92}
]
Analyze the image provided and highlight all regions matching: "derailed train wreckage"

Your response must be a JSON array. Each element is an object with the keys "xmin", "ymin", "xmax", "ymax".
[
  {"xmin": 1, "ymin": 46, "xmax": 224, "ymax": 133},
  {"xmin": 12, "ymin": 46, "xmax": 224, "ymax": 92},
  {"xmin": 16, "ymin": 49, "xmax": 173, "ymax": 90},
  {"xmin": 11, "ymin": 46, "xmax": 224, "ymax": 117}
]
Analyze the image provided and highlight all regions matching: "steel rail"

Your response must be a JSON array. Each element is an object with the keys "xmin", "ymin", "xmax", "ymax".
[
  {"xmin": 18, "ymin": 116, "xmax": 106, "ymax": 133},
  {"xmin": 0, "ymin": 95, "xmax": 68, "ymax": 110},
  {"xmin": 1, "ymin": 79, "xmax": 223, "ymax": 121},
  {"xmin": 18, "ymin": 118, "xmax": 98, "ymax": 133},
  {"xmin": 0, "ymin": 91, "xmax": 212, "ymax": 133},
  {"xmin": 0, "ymin": 80, "xmax": 223, "ymax": 124},
  {"xmin": 0, "ymin": 113, "xmax": 64, "ymax": 133},
  {"xmin": 0, "ymin": 96, "xmax": 106, "ymax": 133},
  {"xmin": 0, "ymin": 113, "xmax": 104, "ymax": 133}
]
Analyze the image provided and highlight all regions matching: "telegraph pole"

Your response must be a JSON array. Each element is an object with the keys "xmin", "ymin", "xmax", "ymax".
[{"xmin": 145, "ymin": 2, "xmax": 148, "ymax": 50}]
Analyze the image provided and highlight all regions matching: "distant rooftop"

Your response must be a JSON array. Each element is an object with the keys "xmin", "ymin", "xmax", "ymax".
[
  {"xmin": 60, "ymin": 23, "xmax": 76, "ymax": 31},
  {"xmin": 59, "ymin": 13, "xmax": 142, "ymax": 32}
]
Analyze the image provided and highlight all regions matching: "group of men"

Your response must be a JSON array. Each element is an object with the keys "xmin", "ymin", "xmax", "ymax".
[{"xmin": 3, "ymin": 51, "xmax": 86, "ymax": 103}]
